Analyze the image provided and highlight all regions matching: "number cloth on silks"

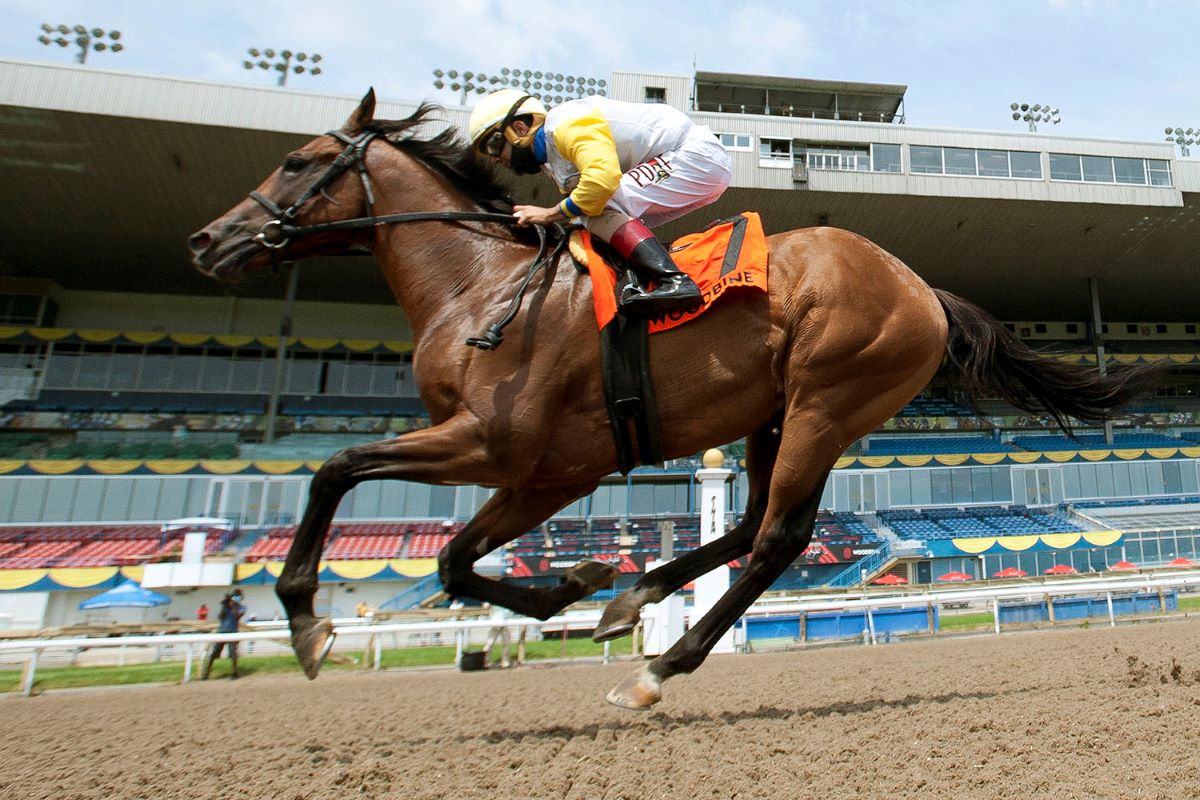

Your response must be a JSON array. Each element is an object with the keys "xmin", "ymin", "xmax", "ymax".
[{"xmin": 577, "ymin": 211, "xmax": 769, "ymax": 332}]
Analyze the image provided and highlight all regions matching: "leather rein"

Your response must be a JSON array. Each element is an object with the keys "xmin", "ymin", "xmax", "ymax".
[{"xmin": 247, "ymin": 128, "xmax": 565, "ymax": 351}]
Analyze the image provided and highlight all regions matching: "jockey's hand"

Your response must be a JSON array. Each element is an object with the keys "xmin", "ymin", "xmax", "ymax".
[{"xmin": 513, "ymin": 204, "xmax": 566, "ymax": 227}]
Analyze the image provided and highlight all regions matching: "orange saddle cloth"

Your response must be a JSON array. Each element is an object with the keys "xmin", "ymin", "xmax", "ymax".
[{"xmin": 580, "ymin": 211, "xmax": 769, "ymax": 333}]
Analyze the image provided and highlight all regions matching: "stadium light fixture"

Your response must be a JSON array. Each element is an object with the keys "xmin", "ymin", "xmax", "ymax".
[
  {"xmin": 1164, "ymin": 126, "xmax": 1196, "ymax": 157},
  {"xmin": 432, "ymin": 66, "xmax": 606, "ymax": 106},
  {"xmin": 244, "ymin": 47, "xmax": 323, "ymax": 87},
  {"xmin": 1009, "ymin": 101, "xmax": 1060, "ymax": 132},
  {"xmin": 37, "ymin": 23, "xmax": 123, "ymax": 64}
]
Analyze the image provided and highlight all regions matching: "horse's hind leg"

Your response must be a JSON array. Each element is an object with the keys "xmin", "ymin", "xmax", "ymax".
[
  {"xmin": 593, "ymin": 419, "xmax": 782, "ymax": 642},
  {"xmin": 437, "ymin": 484, "xmax": 619, "ymax": 620},
  {"xmin": 608, "ymin": 460, "xmax": 830, "ymax": 709}
]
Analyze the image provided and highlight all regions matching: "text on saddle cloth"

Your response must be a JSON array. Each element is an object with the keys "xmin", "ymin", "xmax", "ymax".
[{"xmin": 579, "ymin": 211, "xmax": 769, "ymax": 331}]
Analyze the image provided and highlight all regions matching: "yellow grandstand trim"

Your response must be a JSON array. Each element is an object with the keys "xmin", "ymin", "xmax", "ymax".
[
  {"xmin": 0, "ymin": 460, "xmax": 24, "ymax": 474},
  {"xmin": 389, "ymin": 558, "xmax": 438, "ymax": 577},
  {"xmin": 199, "ymin": 460, "xmax": 252, "ymax": 474},
  {"xmin": 1040, "ymin": 533, "xmax": 1082, "ymax": 549},
  {"xmin": 970, "ymin": 453, "xmax": 1008, "ymax": 465},
  {"xmin": 125, "ymin": 331, "xmax": 166, "ymax": 344},
  {"xmin": 89, "ymin": 460, "xmax": 143, "ymax": 475},
  {"xmin": 1112, "ymin": 448, "xmax": 1146, "ymax": 460},
  {"xmin": 50, "ymin": 566, "xmax": 118, "ymax": 588},
  {"xmin": 298, "ymin": 337, "xmax": 339, "ymax": 350},
  {"xmin": 952, "ymin": 537, "xmax": 996, "ymax": 554},
  {"xmin": 120, "ymin": 565, "xmax": 144, "ymax": 583},
  {"xmin": 266, "ymin": 562, "xmax": 286, "ymax": 577},
  {"xmin": 1147, "ymin": 447, "xmax": 1179, "ymax": 459},
  {"xmin": 255, "ymin": 460, "xmax": 307, "ymax": 474},
  {"xmin": 235, "ymin": 563, "xmax": 265, "ymax": 581},
  {"xmin": 143, "ymin": 460, "xmax": 198, "ymax": 474},
  {"xmin": 326, "ymin": 560, "xmax": 389, "ymax": 580},
  {"xmin": 341, "ymin": 339, "xmax": 381, "ymax": 352},
  {"xmin": 1083, "ymin": 530, "xmax": 1122, "ymax": 546},
  {"xmin": 0, "ymin": 326, "xmax": 24, "ymax": 338},
  {"xmin": 1079, "ymin": 450, "xmax": 1113, "ymax": 462},
  {"xmin": 1008, "ymin": 452, "xmax": 1043, "ymax": 463},
  {"xmin": 0, "ymin": 569, "xmax": 47, "ymax": 590},
  {"xmin": 381, "ymin": 340, "xmax": 415, "ymax": 353},
  {"xmin": 997, "ymin": 535, "xmax": 1040, "ymax": 551},
  {"xmin": 933, "ymin": 454, "xmax": 970, "ymax": 466},
  {"xmin": 28, "ymin": 328, "xmax": 71, "ymax": 341},
  {"xmin": 28, "ymin": 459, "xmax": 85, "ymax": 474},
  {"xmin": 860, "ymin": 456, "xmax": 900, "ymax": 468},
  {"xmin": 834, "ymin": 457, "xmax": 856, "ymax": 469},
  {"xmin": 213, "ymin": 334, "xmax": 256, "ymax": 347},
  {"xmin": 1042, "ymin": 451, "xmax": 1078, "ymax": 463},
  {"xmin": 77, "ymin": 329, "xmax": 121, "ymax": 342},
  {"xmin": 169, "ymin": 332, "xmax": 210, "ymax": 346}
]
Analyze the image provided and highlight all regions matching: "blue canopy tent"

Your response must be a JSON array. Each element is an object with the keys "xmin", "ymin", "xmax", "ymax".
[{"xmin": 79, "ymin": 579, "xmax": 171, "ymax": 610}]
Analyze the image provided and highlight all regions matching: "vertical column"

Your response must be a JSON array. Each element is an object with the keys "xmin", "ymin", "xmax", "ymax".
[
  {"xmin": 693, "ymin": 448, "xmax": 735, "ymax": 654},
  {"xmin": 264, "ymin": 264, "xmax": 299, "ymax": 445},
  {"xmin": 1088, "ymin": 278, "xmax": 1114, "ymax": 446}
]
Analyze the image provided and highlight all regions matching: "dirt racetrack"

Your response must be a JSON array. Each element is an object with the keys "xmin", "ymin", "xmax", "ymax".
[{"xmin": 3, "ymin": 618, "xmax": 1200, "ymax": 800}]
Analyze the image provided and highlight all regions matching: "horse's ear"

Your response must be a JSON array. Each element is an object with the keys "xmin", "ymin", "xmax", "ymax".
[{"xmin": 344, "ymin": 88, "xmax": 376, "ymax": 134}]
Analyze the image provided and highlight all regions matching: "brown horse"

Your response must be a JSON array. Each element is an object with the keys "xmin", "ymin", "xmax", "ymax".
[{"xmin": 188, "ymin": 90, "xmax": 1160, "ymax": 709}]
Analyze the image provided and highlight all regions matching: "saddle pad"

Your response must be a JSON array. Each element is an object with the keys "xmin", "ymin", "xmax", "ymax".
[{"xmin": 581, "ymin": 211, "xmax": 769, "ymax": 333}]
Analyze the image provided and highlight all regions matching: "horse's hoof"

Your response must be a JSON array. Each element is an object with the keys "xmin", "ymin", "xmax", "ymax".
[
  {"xmin": 593, "ymin": 588, "xmax": 644, "ymax": 642},
  {"xmin": 291, "ymin": 617, "xmax": 336, "ymax": 680},
  {"xmin": 606, "ymin": 665, "xmax": 662, "ymax": 710},
  {"xmin": 567, "ymin": 560, "xmax": 618, "ymax": 595}
]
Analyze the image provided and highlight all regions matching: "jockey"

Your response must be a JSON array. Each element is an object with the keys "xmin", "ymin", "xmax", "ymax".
[{"xmin": 468, "ymin": 88, "xmax": 732, "ymax": 319}]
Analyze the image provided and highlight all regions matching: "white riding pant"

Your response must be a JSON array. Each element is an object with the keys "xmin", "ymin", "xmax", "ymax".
[{"xmin": 583, "ymin": 126, "xmax": 732, "ymax": 234}]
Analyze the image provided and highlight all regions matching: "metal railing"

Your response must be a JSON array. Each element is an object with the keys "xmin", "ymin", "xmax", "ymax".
[{"xmin": 825, "ymin": 542, "xmax": 893, "ymax": 588}]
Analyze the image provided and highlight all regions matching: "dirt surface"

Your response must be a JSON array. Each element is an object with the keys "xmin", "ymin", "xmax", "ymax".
[{"xmin": 3, "ymin": 619, "xmax": 1200, "ymax": 800}]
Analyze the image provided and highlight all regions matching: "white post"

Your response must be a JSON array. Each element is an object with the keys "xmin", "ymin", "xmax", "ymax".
[
  {"xmin": 183, "ymin": 643, "xmax": 194, "ymax": 684},
  {"xmin": 694, "ymin": 450, "xmax": 735, "ymax": 654},
  {"xmin": 374, "ymin": 631, "xmax": 383, "ymax": 671},
  {"xmin": 992, "ymin": 597, "xmax": 1001, "ymax": 635},
  {"xmin": 1106, "ymin": 591, "xmax": 1115, "ymax": 627},
  {"xmin": 22, "ymin": 649, "xmax": 39, "ymax": 696}
]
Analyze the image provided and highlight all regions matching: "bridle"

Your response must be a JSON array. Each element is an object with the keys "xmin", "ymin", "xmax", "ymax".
[{"xmin": 247, "ymin": 128, "xmax": 566, "ymax": 350}]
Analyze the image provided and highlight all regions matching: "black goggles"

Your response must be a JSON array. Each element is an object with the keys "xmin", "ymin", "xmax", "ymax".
[{"xmin": 477, "ymin": 94, "xmax": 533, "ymax": 158}]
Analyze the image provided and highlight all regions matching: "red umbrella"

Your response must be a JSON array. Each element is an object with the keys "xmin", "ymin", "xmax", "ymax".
[
  {"xmin": 1111, "ymin": 561, "xmax": 1139, "ymax": 571},
  {"xmin": 937, "ymin": 571, "xmax": 973, "ymax": 582},
  {"xmin": 873, "ymin": 573, "xmax": 908, "ymax": 585},
  {"xmin": 1044, "ymin": 564, "xmax": 1077, "ymax": 575},
  {"xmin": 1168, "ymin": 557, "xmax": 1194, "ymax": 567},
  {"xmin": 993, "ymin": 567, "xmax": 1028, "ymax": 578}
]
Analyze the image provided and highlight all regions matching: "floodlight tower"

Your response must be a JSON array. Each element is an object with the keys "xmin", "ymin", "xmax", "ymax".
[
  {"xmin": 1164, "ymin": 127, "xmax": 1196, "ymax": 157},
  {"xmin": 243, "ymin": 48, "xmax": 323, "ymax": 87},
  {"xmin": 432, "ymin": 67, "xmax": 606, "ymax": 106},
  {"xmin": 37, "ymin": 24, "xmax": 123, "ymax": 64},
  {"xmin": 1010, "ymin": 102, "xmax": 1061, "ymax": 132}
]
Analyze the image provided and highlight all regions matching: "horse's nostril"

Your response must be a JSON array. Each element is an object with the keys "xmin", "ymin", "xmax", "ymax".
[{"xmin": 187, "ymin": 231, "xmax": 212, "ymax": 253}]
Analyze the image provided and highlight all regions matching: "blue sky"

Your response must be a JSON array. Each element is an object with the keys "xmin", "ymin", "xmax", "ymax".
[{"xmin": 1, "ymin": 0, "xmax": 1196, "ymax": 145}]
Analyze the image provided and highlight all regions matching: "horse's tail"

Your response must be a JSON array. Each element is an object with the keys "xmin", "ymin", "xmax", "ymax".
[{"xmin": 933, "ymin": 289, "xmax": 1164, "ymax": 434}]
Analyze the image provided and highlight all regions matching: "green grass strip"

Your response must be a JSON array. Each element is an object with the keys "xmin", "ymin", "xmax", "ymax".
[{"xmin": 0, "ymin": 636, "xmax": 616, "ymax": 694}]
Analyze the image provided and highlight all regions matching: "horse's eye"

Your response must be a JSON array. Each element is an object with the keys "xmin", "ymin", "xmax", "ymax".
[{"xmin": 282, "ymin": 155, "xmax": 308, "ymax": 173}]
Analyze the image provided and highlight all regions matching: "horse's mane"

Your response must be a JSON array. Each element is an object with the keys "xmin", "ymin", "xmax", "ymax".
[{"xmin": 366, "ymin": 103, "xmax": 521, "ymax": 219}]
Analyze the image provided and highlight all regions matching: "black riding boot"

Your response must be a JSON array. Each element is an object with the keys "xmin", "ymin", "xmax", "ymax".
[{"xmin": 610, "ymin": 220, "xmax": 702, "ymax": 319}]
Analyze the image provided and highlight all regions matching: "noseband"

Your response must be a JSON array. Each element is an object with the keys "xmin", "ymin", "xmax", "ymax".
[{"xmin": 246, "ymin": 129, "xmax": 565, "ymax": 351}]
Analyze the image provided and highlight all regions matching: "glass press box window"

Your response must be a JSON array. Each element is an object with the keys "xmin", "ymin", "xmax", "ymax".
[{"xmin": 1050, "ymin": 153, "xmax": 1172, "ymax": 186}]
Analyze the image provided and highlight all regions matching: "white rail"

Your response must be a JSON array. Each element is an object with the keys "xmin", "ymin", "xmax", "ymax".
[
  {"xmin": 0, "ymin": 612, "xmax": 603, "ymax": 697},
  {"xmin": 2, "ymin": 571, "xmax": 1196, "ymax": 697}
]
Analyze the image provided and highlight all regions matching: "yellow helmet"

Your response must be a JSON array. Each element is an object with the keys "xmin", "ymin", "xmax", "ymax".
[{"xmin": 467, "ymin": 89, "xmax": 547, "ymax": 155}]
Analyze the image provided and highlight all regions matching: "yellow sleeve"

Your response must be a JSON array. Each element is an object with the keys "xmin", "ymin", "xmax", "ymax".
[{"xmin": 550, "ymin": 110, "xmax": 622, "ymax": 217}]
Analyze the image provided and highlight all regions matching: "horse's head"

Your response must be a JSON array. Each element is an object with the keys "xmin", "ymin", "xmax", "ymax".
[{"xmin": 188, "ymin": 89, "xmax": 381, "ymax": 282}]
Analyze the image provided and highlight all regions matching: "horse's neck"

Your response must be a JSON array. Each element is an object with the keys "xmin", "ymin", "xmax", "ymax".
[{"xmin": 374, "ymin": 224, "xmax": 537, "ymax": 342}]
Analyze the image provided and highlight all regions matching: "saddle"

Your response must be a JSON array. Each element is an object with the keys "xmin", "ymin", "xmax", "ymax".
[{"xmin": 571, "ymin": 213, "xmax": 769, "ymax": 474}]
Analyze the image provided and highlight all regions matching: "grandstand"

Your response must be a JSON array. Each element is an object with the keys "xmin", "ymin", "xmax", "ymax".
[{"xmin": 1, "ymin": 58, "xmax": 1200, "ymax": 628}]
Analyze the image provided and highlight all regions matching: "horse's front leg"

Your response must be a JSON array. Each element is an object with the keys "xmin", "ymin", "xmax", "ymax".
[
  {"xmin": 437, "ymin": 483, "xmax": 614, "ymax": 619},
  {"xmin": 276, "ymin": 414, "xmax": 493, "ymax": 678}
]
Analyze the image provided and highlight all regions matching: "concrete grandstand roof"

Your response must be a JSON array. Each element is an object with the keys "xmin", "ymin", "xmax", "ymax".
[{"xmin": 3, "ymin": 58, "xmax": 1200, "ymax": 322}]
